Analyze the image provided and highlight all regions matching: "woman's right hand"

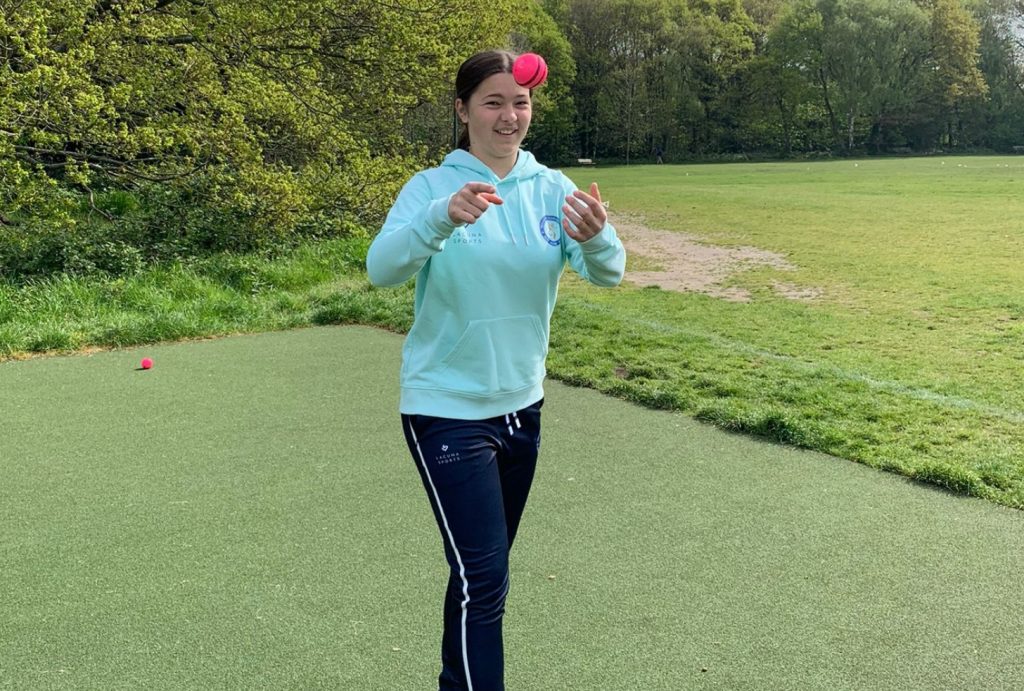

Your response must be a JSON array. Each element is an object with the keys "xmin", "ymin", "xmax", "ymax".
[{"xmin": 448, "ymin": 182, "xmax": 503, "ymax": 225}]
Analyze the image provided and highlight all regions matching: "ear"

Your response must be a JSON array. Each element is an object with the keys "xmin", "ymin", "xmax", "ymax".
[{"xmin": 454, "ymin": 99, "xmax": 469, "ymax": 124}]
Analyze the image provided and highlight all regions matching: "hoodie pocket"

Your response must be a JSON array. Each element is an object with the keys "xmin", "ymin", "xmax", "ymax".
[{"xmin": 434, "ymin": 315, "xmax": 547, "ymax": 397}]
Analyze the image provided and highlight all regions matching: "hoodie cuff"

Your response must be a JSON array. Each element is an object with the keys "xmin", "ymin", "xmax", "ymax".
[
  {"xmin": 425, "ymin": 194, "xmax": 463, "ymax": 239},
  {"xmin": 579, "ymin": 225, "xmax": 614, "ymax": 252}
]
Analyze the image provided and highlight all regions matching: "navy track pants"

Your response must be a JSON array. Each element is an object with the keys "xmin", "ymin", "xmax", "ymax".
[{"xmin": 402, "ymin": 399, "xmax": 543, "ymax": 691}]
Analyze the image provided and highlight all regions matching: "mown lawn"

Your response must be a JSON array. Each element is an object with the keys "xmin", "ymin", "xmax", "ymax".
[
  {"xmin": 555, "ymin": 156, "xmax": 1024, "ymax": 507},
  {"xmin": 2, "ymin": 156, "xmax": 1022, "ymax": 508}
]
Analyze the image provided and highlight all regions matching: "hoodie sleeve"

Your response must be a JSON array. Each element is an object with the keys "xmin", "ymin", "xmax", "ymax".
[
  {"xmin": 366, "ymin": 173, "xmax": 461, "ymax": 287},
  {"xmin": 560, "ymin": 179, "xmax": 626, "ymax": 287}
]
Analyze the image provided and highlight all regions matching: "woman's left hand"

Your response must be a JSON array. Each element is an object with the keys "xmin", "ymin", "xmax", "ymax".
[{"xmin": 562, "ymin": 182, "xmax": 607, "ymax": 243}]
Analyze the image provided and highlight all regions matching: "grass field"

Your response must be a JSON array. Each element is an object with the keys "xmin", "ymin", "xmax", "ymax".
[
  {"xmin": 554, "ymin": 156, "xmax": 1024, "ymax": 508},
  {"xmin": 1, "ymin": 327, "xmax": 1022, "ymax": 689},
  {"xmin": 1, "ymin": 156, "xmax": 1021, "ymax": 508}
]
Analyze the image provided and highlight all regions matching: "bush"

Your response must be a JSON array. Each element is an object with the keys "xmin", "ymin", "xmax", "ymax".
[{"xmin": 0, "ymin": 178, "xmax": 376, "ymax": 281}]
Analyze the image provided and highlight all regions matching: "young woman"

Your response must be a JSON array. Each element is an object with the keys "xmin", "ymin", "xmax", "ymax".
[{"xmin": 366, "ymin": 49, "xmax": 626, "ymax": 690}]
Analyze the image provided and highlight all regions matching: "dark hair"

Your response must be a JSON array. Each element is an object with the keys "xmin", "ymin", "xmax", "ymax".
[{"xmin": 454, "ymin": 50, "xmax": 517, "ymax": 151}]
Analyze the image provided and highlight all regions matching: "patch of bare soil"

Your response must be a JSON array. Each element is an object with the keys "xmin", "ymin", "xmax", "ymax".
[{"xmin": 613, "ymin": 215, "xmax": 822, "ymax": 302}]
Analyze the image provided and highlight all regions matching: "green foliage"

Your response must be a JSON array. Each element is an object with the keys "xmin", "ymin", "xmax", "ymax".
[
  {"xmin": 549, "ymin": 0, "xmax": 1018, "ymax": 158},
  {"xmin": 926, "ymin": 0, "xmax": 989, "ymax": 106},
  {"xmin": 0, "ymin": 0, "xmax": 521, "ymax": 277},
  {"xmin": 1, "ymin": 0, "xmax": 1021, "ymax": 271},
  {"xmin": 960, "ymin": 0, "xmax": 1024, "ymax": 150},
  {"xmin": 768, "ymin": 0, "xmax": 934, "ymax": 152},
  {"xmin": 0, "ymin": 235, "xmax": 375, "ymax": 357},
  {"xmin": 511, "ymin": 2, "xmax": 579, "ymax": 164},
  {"xmin": 559, "ymin": 0, "xmax": 757, "ymax": 159}
]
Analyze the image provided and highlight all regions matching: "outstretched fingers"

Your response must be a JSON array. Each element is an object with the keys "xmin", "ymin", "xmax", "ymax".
[{"xmin": 562, "ymin": 183, "xmax": 608, "ymax": 242}]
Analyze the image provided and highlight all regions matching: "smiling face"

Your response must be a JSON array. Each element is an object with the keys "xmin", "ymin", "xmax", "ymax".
[{"xmin": 455, "ymin": 72, "xmax": 532, "ymax": 177}]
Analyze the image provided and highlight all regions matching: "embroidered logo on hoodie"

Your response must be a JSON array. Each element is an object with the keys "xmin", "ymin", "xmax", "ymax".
[{"xmin": 538, "ymin": 215, "xmax": 561, "ymax": 246}]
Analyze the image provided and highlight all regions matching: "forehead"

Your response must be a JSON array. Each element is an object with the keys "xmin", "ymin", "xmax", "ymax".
[{"xmin": 472, "ymin": 73, "xmax": 530, "ymax": 101}]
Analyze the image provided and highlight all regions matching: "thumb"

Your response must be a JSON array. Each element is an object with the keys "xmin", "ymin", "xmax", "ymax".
[{"xmin": 590, "ymin": 182, "xmax": 602, "ymax": 203}]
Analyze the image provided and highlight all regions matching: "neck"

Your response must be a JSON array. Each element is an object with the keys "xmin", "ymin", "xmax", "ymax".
[{"xmin": 468, "ymin": 148, "xmax": 517, "ymax": 179}]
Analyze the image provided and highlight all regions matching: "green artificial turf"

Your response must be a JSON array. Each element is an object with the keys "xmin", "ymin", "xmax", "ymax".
[{"xmin": 1, "ymin": 326, "xmax": 1022, "ymax": 689}]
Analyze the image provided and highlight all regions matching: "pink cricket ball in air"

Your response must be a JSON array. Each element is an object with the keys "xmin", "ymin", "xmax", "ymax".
[
  {"xmin": 140, "ymin": 357, "xmax": 153, "ymax": 370},
  {"xmin": 513, "ymin": 53, "xmax": 548, "ymax": 89}
]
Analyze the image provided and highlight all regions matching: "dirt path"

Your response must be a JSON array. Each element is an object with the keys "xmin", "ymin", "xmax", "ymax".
[{"xmin": 613, "ymin": 214, "xmax": 821, "ymax": 302}]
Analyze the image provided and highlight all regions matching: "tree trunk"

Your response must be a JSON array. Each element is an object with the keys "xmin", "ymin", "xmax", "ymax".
[
  {"xmin": 776, "ymin": 94, "xmax": 792, "ymax": 155},
  {"xmin": 625, "ymin": 84, "xmax": 633, "ymax": 165},
  {"xmin": 818, "ymin": 68, "xmax": 840, "ymax": 149},
  {"xmin": 955, "ymin": 101, "xmax": 964, "ymax": 148}
]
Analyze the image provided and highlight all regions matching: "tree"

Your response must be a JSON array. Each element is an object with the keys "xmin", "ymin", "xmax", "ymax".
[
  {"xmin": 958, "ymin": 0, "xmax": 1024, "ymax": 150},
  {"xmin": 601, "ymin": 0, "xmax": 674, "ymax": 163},
  {"xmin": 563, "ymin": 0, "xmax": 620, "ymax": 158},
  {"xmin": 769, "ymin": 0, "xmax": 932, "ymax": 152},
  {"xmin": 0, "ymin": 0, "xmax": 521, "ymax": 276},
  {"xmin": 916, "ymin": 0, "xmax": 989, "ymax": 147},
  {"xmin": 671, "ymin": 0, "xmax": 756, "ymax": 154},
  {"xmin": 557, "ymin": 0, "xmax": 755, "ymax": 160},
  {"xmin": 512, "ymin": 1, "xmax": 578, "ymax": 165}
]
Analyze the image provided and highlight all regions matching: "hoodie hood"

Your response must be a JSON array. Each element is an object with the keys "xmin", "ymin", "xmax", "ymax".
[
  {"xmin": 441, "ymin": 149, "xmax": 546, "ymax": 245},
  {"xmin": 440, "ymin": 148, "xmax": 546, "ymax": 182}
]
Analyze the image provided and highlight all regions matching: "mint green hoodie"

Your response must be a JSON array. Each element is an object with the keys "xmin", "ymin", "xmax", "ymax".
[{"xmin": 366, "ymin": 149, "xmax": 626, "ymax": 419}]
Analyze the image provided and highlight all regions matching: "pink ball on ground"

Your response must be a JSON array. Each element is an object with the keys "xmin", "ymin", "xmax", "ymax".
[
  {"xmin": 513, "ymin": 53, "xmax": 548, "ymax": 89},
  {"xmin": 141, "ymin": 358, "xmax": 153, "ymax": 370}
]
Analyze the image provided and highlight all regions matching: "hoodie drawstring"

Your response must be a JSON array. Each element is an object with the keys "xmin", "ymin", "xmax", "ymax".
[
  {"xmin": 494, "ymin": 178, "xmax": 517, "ymax": 245},
  {"xmin": 515, "ymin": 178, "xmax": 530, "ymax": 245}
]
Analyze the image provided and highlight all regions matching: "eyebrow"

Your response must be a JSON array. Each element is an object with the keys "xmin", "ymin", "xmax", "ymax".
[{"xmin": 481, "ymin": 92, "xmax": 528, "ymax": 99}]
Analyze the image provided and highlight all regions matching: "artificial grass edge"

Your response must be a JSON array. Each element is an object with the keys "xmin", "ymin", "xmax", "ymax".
[{"xmin": 0, "ymin": 244, "xmax": 1020, "ymax": 511}]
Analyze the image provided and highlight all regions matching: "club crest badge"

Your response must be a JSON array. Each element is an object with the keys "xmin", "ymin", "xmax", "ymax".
[{"xmin": 538, "ymin": 215, "xmax": 561, "ymax": 246}]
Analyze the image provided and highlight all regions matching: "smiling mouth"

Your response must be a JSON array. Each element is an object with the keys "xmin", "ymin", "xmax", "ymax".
[{"xmin": 496, "ymin": 128, "xmax": 518, "ymax": 136}]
